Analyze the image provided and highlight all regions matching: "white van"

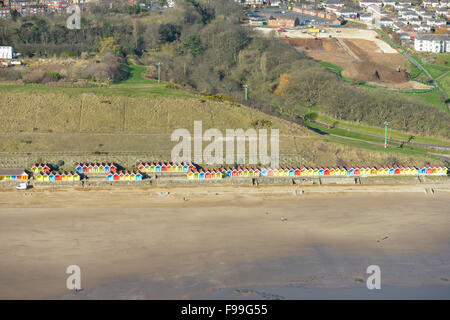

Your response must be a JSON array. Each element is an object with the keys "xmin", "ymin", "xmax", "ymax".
[{"xmin": 16, "ymin": 183, "xmax": 28, "ymax": 190}]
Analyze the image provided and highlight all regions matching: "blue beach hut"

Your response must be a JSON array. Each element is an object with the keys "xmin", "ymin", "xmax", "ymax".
[
  {"xmin": 260, "ymin": 168, "xmax": 268, "ymax": 177},
  {"xmin": 418, "ymin": 167, "xmax": 427, "ymax": 175}
]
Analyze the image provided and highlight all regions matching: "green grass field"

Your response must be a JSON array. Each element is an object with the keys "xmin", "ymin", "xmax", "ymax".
[
  {"xmin": 423, "ymin": 63, "xmax": 449, "ymax": 79},
  {"xmin": 306, "ymin": 120, "xmax": 448, "ymax": 162},
  {"xmin": 408, "ymin": 88, "xmax": 448, "ymax": 113},
  {"xmin": 438, "ymin": 74, "xmax": 450, "ymax": 96},
  {"xmin": 115, "ymin": 62, "xmax": 157, "ymax": 86},
  {"xmin": 317, "ymin": 61, "xmax": 343, "ymax": 75}
]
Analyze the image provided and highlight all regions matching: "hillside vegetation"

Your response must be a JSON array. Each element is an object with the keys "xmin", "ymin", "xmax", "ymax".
[
  {"xmin": 1, "ymin": 0, "xmax": 449, "ymax": 139},
  {"xmin": 0, "ymin": 74, "xmax": 445, "ymax": 167}
]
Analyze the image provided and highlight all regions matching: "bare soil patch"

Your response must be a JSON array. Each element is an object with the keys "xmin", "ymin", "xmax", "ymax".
[
  {"xmin": 287, "ymin": 38, "xmax": 415, "ymax": 88},
  {"xmin": 285, "ymin": 38, "xmax": 344, "ymax": 51}
]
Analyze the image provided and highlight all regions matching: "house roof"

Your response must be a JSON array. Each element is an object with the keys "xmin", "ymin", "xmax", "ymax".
[
  {"xmin": 0, "ymin": 168, "xmax": 27, "ymax": 176},
  {"xmin": 416, "ymin": 34, "xmax": 450, "ymax": 41}
]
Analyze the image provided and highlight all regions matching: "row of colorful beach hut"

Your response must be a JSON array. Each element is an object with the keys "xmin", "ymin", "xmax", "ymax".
[
  {"xmin": 35, "ymin": 172, "xmax": 81, "ymax": 182},
  {"xmin": 75, "ymin": 163, "xmax": 118, "ymax": 174},
  {"xmin": 186, "ymin": 165, "xmax": 448, "ymax": 179},
  {"xmin": 31, "ymin": 163, "xmax": 52, "ymax": 174},
  {"xmin": 107, "ymin": 171, "xmax": 143, "ymax": 181},
  {"xmin": 138, "ymin": 162, "xmax": 196, "ymax": 173},
  {"xmin": 0, "ymin": 169, "xmax": 29, "ymax": 181}
]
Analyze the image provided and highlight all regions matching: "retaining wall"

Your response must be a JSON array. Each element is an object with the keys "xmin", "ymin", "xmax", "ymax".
[{"xmin": 1, "ymin": 175, "xmax": 448, "ymax": 189}]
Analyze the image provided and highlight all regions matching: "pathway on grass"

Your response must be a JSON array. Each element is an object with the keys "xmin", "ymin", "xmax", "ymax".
[
  {"xmin": 436, "ymin": 70, "xmax": 450, "ymax": 81},
  {"xmin": 304, "ymin": 121, "xmax": 450, "ymax": 163},
  {"xmin": 313, "ymin": 120, "xmax": 450, "ymax": 151}
]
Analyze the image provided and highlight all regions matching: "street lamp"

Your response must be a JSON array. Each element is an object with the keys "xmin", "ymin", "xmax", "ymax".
[
  {"xmin": 243, "ymin": 84, "xmax": 249, "ymax": 101},
  {"xmin": 156, "ymin": 62, "xmax": 163, "ymax": 83},
  {"xmin": 384, "ymin": 121, "xmax": 389, "ymax": 149}
]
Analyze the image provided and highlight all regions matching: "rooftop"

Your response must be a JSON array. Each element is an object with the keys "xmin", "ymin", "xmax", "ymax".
[
  {"xmin": 415, "ymin": 34, "xmax": 450, "ymax": 40},
  {"xmin": 0, "ymin": 168, "xmax": 27, "ymax": 176}
]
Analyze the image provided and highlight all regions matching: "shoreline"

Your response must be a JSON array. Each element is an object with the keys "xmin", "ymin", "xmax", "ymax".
[{"xmin": 1, "ymin": 179, "xmax": 449, "ymax": 197}]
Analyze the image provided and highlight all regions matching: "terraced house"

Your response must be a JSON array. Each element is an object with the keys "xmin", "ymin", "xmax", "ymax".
[{"xmin": 414, "ymin": 34, "xmax": 450, "ymax": 53}]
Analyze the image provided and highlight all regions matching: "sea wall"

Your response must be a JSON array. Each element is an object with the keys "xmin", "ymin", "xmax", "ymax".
[{"xmin": 1, "ymin": 175, "xmax": 448, "ymax": 189}]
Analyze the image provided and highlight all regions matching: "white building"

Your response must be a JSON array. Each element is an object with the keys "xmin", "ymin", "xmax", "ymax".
[
  {"xmin": 409, "ymin": 17, "xmax": 422, "ymax": 25},
  {"xmin": 426, "ymin": 19, "xmax": 447, "ymax": 26},
  {"xmin": 360, "ymin": 0, "xmax": 382, "ymax": 8},
  {"xmin": 436, "ymin": 8, "xmax": 448, "ymax": 17},
  {"xmin": 414, "ymin": 34, "xmax": 450, "ymax": 53},
  {"xmin": 367, "ymin": 4, "xmax": 382, "ymax": 16},
  {"xmin": 359, "ymin": 13, "xmax": 374, "ymax": 23},
  {"xmin": 393, "ymin": 21, "xmax": 406, "ymax": 31},
  {"xmin": 0, "ymin": 46, "xmax": 14, "ymax": 59},
  {"xmin": 379, "ymin": 17, "xmax": 394, "ymax": 27},
  {"xmin": 336, "ymin": 8, "xmax": 358, "ymax": 18},
  {"xmin": 0, "ymin": 7, "xmax": 10, "ymax": 19},
  {"xmin": 324, "ymin": 0, "xmax": 345, "ymax": 7},
  {"xmin": 418, "ymin": 24, "xmax": 432, "ymax": 32},
  {"xmin": 382, "ymin": 0, "xmax": 396, "ymax": 6},
  {"xmin": 422, "ymin": 0, "xmax": 440, "ymax": 7}
]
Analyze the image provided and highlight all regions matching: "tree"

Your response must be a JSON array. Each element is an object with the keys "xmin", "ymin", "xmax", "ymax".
[
  {"xmin": 158, "ymin": 24, "xmax": 181, "ymax": 43},
  {"xmin": 11, "ymin": 10, "xmax": 20, "ymax": 22},
  {"xmin": 183, "ymin": 35, "xmax": 204, "ymax": 57}
]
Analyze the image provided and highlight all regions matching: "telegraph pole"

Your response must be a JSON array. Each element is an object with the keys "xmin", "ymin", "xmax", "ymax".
[
  {"xmin": 156, "ymin": 62, "xmax": 163, "ymax": 83},
  {"xmin": 384, "ymin": 121, "xmax": 389, "ymax": 149},
  {"xmin": 243, "ymin": 84, "xmax": 249, "ymax": 101}
]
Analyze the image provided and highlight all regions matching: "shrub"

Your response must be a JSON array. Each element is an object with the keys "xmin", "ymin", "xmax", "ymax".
[
  {"xmin": 22, "ymin": 70, "xmax": 45, "ymax": 83},
  {"xmin": 44, "ymin": 72, "xmax": 62, "ymax": 80},
  {"xmin": 304, "ymin": 112, "xmax": 319, "ymax": 121},
  {"xmin": 0, "ymin": 69, "xmax": 23, "ymax": 81}
]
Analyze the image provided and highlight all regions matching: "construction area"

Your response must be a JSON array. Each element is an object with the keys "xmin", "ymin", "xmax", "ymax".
[{"xmin": 258, "ymin": 27, "xmax": 431, "ymax": 89}]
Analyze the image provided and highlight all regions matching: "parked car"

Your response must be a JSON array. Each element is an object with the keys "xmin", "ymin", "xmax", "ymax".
[{"xmin": 16, "ymin": 183, "xmax": 28, "ymax": 190}]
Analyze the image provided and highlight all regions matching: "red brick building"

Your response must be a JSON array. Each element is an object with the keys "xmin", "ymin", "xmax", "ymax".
[{"xmin": 268, "ymin": 17, "xmax": 300, "ymax": 28}]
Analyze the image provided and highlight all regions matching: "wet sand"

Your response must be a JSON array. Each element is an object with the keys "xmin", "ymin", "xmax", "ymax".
[{"xmin": 0, "ymin": 184, "xmax": 449, "ymax": 299}]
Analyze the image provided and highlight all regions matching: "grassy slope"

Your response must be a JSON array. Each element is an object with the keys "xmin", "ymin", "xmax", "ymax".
[
  {"xmin": 315, "ymin": 113, "xmax": 450, "ymax": 147},
  {"xmin": 307, "ymin": 120, "xmax": 449, "ymax": 161},
  {"xmin": 406, "ymin": 54, "xmax": 450, "ymax": 112},
  {"xmin": 0, "ymin": 63, "xmax": 445, "ymax": 166}
]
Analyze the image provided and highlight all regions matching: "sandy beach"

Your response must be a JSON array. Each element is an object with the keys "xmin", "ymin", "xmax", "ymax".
[{"xmin": 0, "ymin": 183, "xmax": 449, "ymax": 299}]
